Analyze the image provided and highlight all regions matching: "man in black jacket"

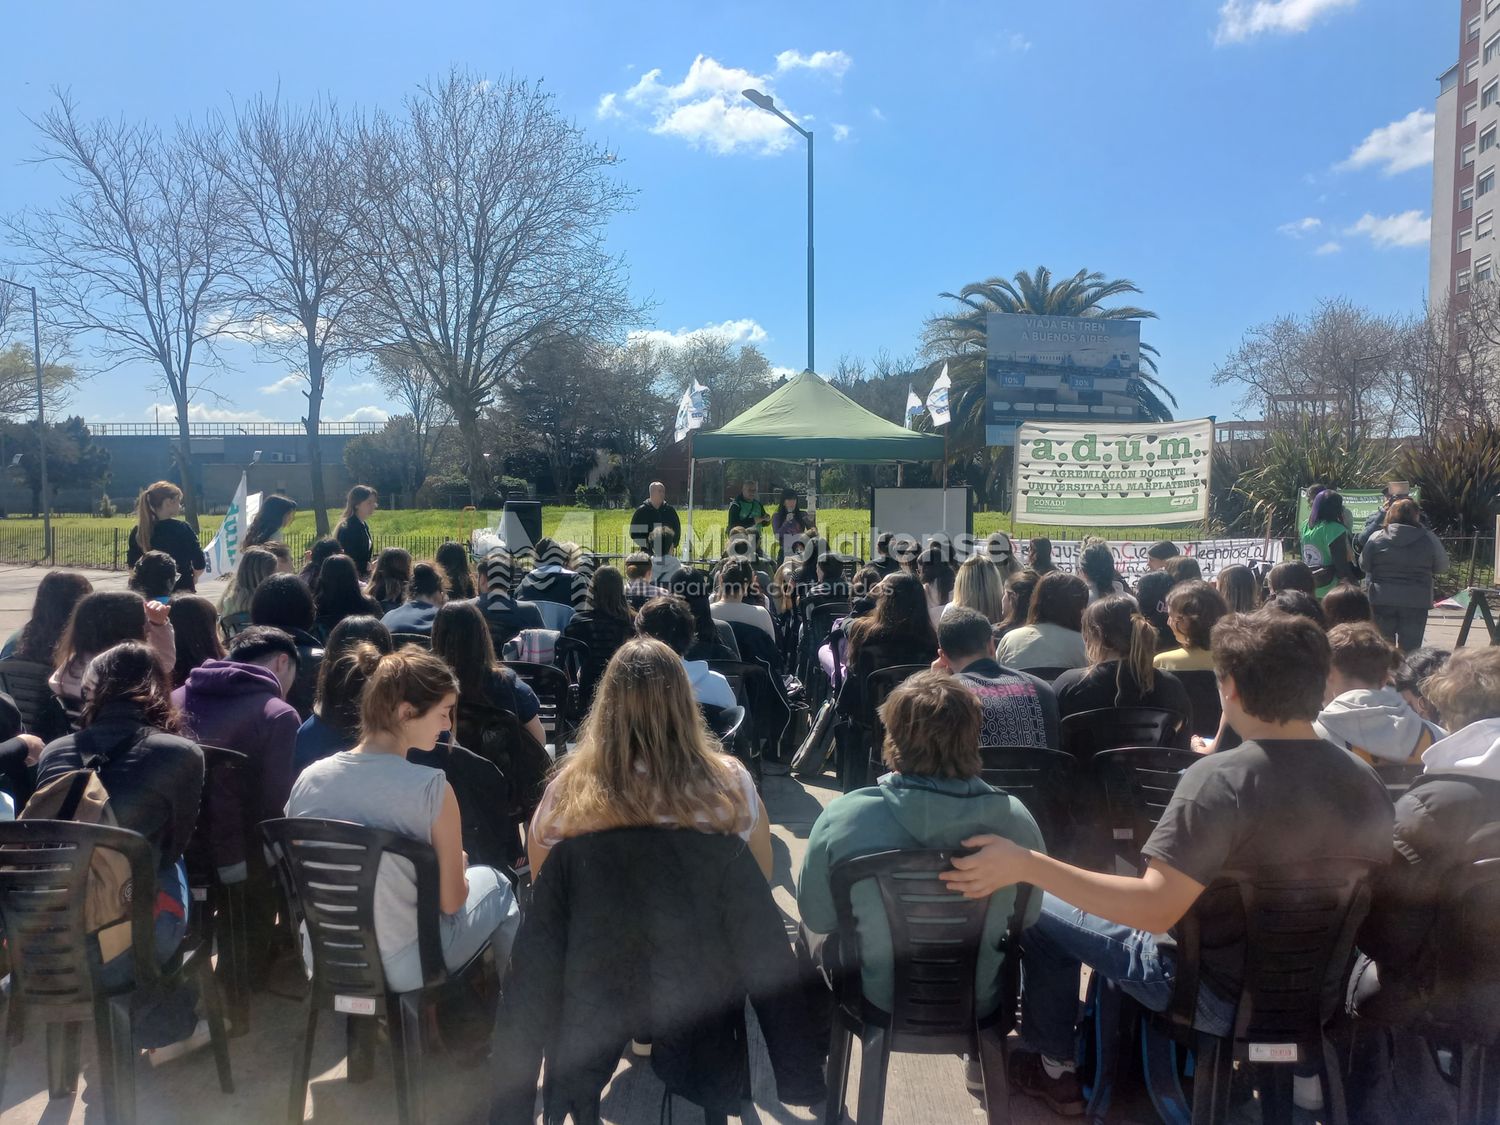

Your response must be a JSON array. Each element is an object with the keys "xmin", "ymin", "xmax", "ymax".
[{"xmin": 628, "ymin": 481, "xmax": 681, "ymax": 552}]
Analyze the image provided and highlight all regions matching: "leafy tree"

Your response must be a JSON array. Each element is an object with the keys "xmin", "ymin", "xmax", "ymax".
[
  {"xmin": 0, "ymin": 344, "xmax": 79, "ymax": 420},
  {"xmin": 596, "ymin": 338, "xmax": 672, "ymax": 501},
  {"xmin": 343, "ymin": 416, "xmax": 425, "ymax": 502},
  {"xmin": 1, "ymin": 415, "xmax": 111, "ymax": 516},
  {"xmin": 1232, "ymin": 417, "xmax": 1397, "ymax": 538}
]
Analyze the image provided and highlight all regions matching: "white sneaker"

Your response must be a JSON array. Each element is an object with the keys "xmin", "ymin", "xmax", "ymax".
[
  {"xmin": 146, "ymin": 1020, "xmax": 211, "ymax": 1067},
  {"xmin": 1292, "ymin": 1073, "xmax": 1324, "ymax": 1112}
]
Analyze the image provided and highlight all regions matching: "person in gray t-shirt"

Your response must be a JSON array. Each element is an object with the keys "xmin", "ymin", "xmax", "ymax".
[{"xmin": 286, "ymin": 648, "xmax": 518, "ymax": 992}]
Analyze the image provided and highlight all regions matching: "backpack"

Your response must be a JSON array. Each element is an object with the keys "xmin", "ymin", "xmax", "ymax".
[
  {"xmin": 503, "ymin": 628, "xmax": 558, "ymax": 666},
  {"xmin": 20, "ymin": 734, "xmax": 138, "ymax": 961}
]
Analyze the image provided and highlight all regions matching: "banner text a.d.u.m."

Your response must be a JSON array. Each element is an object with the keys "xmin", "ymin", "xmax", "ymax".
[{"xmin": 1015, "ymin": 418, "xmax": 1214, "ymax": 528}]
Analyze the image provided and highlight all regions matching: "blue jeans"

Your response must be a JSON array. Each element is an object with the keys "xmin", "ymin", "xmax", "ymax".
[
  {"xmin": 381, "ymin": 865, "xmax": 519, "ymax": 994},
  {"xmin": 1021, "ymin": 893, "xmax": 1237, "ymax": 1061},
  {"xmin": 95, "ymin": 860, "xmax": 198, "ymax": 1049}
]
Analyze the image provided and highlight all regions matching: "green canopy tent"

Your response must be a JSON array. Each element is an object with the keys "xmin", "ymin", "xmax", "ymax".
[{"xmin": 686, "ymin": 369, "xmax": 945, "ymax": 546}]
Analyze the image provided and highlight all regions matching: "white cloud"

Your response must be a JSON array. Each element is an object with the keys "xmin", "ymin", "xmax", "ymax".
[
  {"xmin": 775, "ymin": 50, "xmax": 852, "ymax": 78},
  {"xmin": 599, "ymin": 51, "xmax": 846, "ymax": 155},
  {"xmin": 1345, "ymin": 210, "xmax": 1431, "ymax": 249},
  {"xmin": 205, "ymin": 310, "xmax": 305, "ymax": 344},
  {"xmin": 1215, "ymin": 0, "xmax": 1357, "ymax": 44},
  {"xmin": 334, "ymin": 381, "xmax": 377, "ymax": 397},
  {"xmin": 1277, "ymin": 216, "xmax": 1322, "ymax": 238},
  {"xmin": 1005, "ymin": 31, "xmax": 1033, "ymax": 52},
  {"xmin": 770, "ymin": 365, "xmax": 800, "ymax": 380},
  {"xmin": 1315, "ymin": 241, "xmax": 1342, "ymax": 255},
  {"xmin": 1338, "ymin": 109, "xmax": 1435, "ymax": 176},
  {"xmin": 628, "ymin": 317, "xmax": 769, "ymax": 351},
  {"xmin": 145, "ymin": 402, "xmax": 272, "ymax": 424},
  {"xmin": 870, "ymin": 106, "xmax": 886, "ymax": 122},
  {"xmin": 259, "ymin": 372, "xmax": 305, "ymax": 395},
  {"xmin": 341, "ymin": 406, "xmax": 389, "ymax": 423},
  {"xmin": 832, "ymin": 123, "xmax": 851, "ymax": 142}
]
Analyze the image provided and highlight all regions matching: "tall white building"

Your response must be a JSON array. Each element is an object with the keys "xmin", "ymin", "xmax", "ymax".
[{"xmin": 1431, "ymin": 0, "xmax": 1500, "ymax": 309}]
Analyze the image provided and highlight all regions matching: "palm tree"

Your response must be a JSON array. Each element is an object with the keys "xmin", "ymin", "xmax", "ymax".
[{"xmin": 918, "ymin": 267, "xmax": 1178, "ymax": 507}]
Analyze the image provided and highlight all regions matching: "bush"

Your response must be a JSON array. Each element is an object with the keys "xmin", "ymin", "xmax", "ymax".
[
  {"xmin": 1403, "ymin": 427, "xmax": 1500, "ymax": 534},
  {"xmin": 574, "ymin": 482, "xmax": 606, "ymax": 509},
  {"xmin": 415, "ymin": 472, "xmax": 471, "ymax": 509},
  {"xmin": 97, "ymin": 493, "xmax": 115, "ymax": 518},
  {"xmin": 499, "ymin": 476, "xmax": 532, "ymax": 499}
]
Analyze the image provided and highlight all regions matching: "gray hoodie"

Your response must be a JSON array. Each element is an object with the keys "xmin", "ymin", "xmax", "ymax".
[
  {"xmin": 1314, "ymin": 687, "xmax": 1446, "ymax": 763},
  {"xmin": 1359, "ymin": 523, "xmax": 1450, "ymax": 609},
  {"xmin": 1422, "ymin": 716, "xmax": 1500, "ymax": 779}
]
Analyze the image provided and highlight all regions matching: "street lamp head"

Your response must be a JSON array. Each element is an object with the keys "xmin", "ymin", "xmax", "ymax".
[{"xmin": 742, "ymin": 89, "xmax": 776, "ymax": 111}]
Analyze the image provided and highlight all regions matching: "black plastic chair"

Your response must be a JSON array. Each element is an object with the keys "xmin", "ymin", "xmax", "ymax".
[
  {"xmin": 261, "ymin": 817, "xmax": 495, "ymax": 1125},
  {"xmin": 1372, "ymin": 759, "xmax": 1425, "ymax": 800},
  {"xmin": 1406, "ymin": 825, "xmax": 1500, "ymax": 1122},
  {"xmin": 1174, "ymin": 669, "xmax": 1223, "ymax": 739},
  {"xmin": 701, "ymin": 702, "xmax": 748, "ymax": 746},
  {"xmin": 218, "ymin": 611, "xmax": 252, "ymax": 644},
  {"xmin": 390, "ymin": 632, "xmax": 431, "ymax": 650},
  {"xmin": 799, "ymin": 602, "xmax": 850, "ymax": 690},
  {"xmin": 1138, "ymin": 860, "xmax": 1376, "ymax": 1125},
  {"xmin": 0, "ymin": 820, "xmax": 234, "ymax": 1123},
  {"xmin": 1059, "ymin": 706, "xmax": 1185, "ymax": 762},
  {"xmin": 859, "ymin": 664, "xmax": 931, "ymax": 787},
  {"xmin": 184, "ymin": 744, "xmax": 254, "ymax": 1035},
  {"xmin": 707, "ymin": 658, "xmax": 789, "ymax": 770},
  {"xmin": 0, "ymin": 657, "xmax": 68, "ymax": 740},
  {"xmin": 977, "ymin": 745, "xmax": 1077, "ymax": 859},
  {"xmin": 1093, "ymin": 747, "xmax": 1200, "ymax": 872},
  {"xmin": 825, "ymin": 849, "xmax": 1033, "ymax": 1125},
  {"xmin": 503, "ymin": 660, "xmax": 575, "ymax": 752}
]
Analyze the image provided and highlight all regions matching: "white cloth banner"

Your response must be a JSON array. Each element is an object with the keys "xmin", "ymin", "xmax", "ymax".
[
  {"xmin": 1015, "ymin": 418, "xmax": 1214, "ymax": 528},
  {"xmin": 201, "ymin": 474, "xmax": 262, "ymax": 580},
  {"xmin": 674, "ymin": 380, "xmax": 708, "ymax": 444},
  {"xmin": 926, "ymin": 363, "xmax": 951, "ymax": 427},
  {"xmin": 1012, "ymin": 536, "xmax": 1272, "ymax": 581}
]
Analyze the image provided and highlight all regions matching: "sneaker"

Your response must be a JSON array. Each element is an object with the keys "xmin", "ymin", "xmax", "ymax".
[
  {"xmin": 146, "ymin": 1020, "xmax": 211, "ymax": 1067},
  {"xmin": 1008, "ymin": 1050, "xmax": 1085, "ymax": 1117},
  {"xmin": 760, "ymin": 759, "xmax": 792, "ymax": 776},
  {"xmin": 1293, "ymin": 1073, "xmax": 1324, "ymax": 1112}
]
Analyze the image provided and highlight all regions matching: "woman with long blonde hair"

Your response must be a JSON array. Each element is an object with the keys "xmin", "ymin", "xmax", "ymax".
[
  {"xmin": 217, "ymin": 546, "xmax": 279, "ymax": 618},
  {"xmin": 127, "ymin": 481, "xmax": 205, "ymax": 593},
  {"xmin": 949, "ymin": 555, "xmax": 1006, "ymax": 625},
  {"xmin": 528, "ymin": 637, "xmax": 771, "ymax": 879}
]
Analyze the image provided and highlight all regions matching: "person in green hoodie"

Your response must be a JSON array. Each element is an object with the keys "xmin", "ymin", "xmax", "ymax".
[{"xmin": 797, "ymin": 670, "xmax": 1044, "ymax": 1017}]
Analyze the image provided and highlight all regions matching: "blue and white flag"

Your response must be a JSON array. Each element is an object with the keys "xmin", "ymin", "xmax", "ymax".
[
  {"xmin": 201, "ymin": 473, "xmax": 261, "ymax": 580},
  {"xmin": 904, "ymin": 386, "xmax": 923, "ymax": 429},
  {"xmin": 926, "ymin": 362, "xmax": 951, "ymax": 428},
  {"xmin": 674, "ymin": 380, "xmax": 709, "ymax": 443}
]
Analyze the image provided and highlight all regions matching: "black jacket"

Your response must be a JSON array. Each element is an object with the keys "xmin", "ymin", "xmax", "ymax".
[
  {"xmin": 1360, "ymin": 770, "xmax": 1500, "ymax": 979},
  {"xmin": 334, "ymin": 515, "xmax": 374, "ymax": 578},
  {"xmin": 33, "ymin": 703, "xmax": 204, "ymax": 875},
  {"xmin": 127, "ymin": 518, "xmax": 207, "ymax": 592},
  {"xmin": 492, "ymin": 828, "xmax": 826, "ymax": 1122},
  {"xmin": 628, "ymin": 501, "xmax": 681, "ymax": 551}
]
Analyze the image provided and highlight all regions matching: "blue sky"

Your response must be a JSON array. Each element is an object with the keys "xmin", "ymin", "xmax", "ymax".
[{"xmin": 0, "ymin": 0, "xmax": 1452, "ymax": 426}]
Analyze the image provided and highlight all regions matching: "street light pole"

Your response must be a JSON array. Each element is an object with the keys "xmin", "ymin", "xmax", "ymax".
[
  {"xmin": 1, "ymin": 280, "xmax": 49, "ymax": 562},
  {"xmin": 742, "ymin": 89, "xmax": 814, "ymax": 375}
]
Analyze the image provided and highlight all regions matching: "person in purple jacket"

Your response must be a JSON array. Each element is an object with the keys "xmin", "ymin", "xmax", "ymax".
[{"xmin": 173, "ymin": 626, "xmax": 302, "ymax": 884}]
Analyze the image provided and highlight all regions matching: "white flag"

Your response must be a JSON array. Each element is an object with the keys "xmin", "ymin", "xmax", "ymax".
[
  {"xmin": 904, "ymin": 386, "xmax": 923, "ymax": 429},
  {"xmin": 926, "ymin": 362, "xmax": 952, "ymax": 427},
  {"xmin": 674, "ymin": 380, "xmax": 709, "ymax": 443},
  {"xmin": 201, "ymin": 473, "xmax": 262, "ymax": 580}
]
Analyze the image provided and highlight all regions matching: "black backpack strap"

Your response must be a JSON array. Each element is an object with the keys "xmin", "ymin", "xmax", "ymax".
[{"xmin": 55, "ymin": 770, "xmax": 92, "ymax": 821}]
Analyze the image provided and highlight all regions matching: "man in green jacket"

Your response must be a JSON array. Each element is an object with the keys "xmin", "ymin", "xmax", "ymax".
[
  {"xmin": 797, "ymin": 670, "xmax": 1044, "ymax": 1017},
  {"xmin": 726, "ymin": 480, "xmax": 769, "ymax": 551}
]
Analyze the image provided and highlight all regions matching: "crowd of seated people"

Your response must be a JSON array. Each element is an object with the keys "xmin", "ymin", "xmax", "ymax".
[{"xmin": 4, "ymin": 496, "xmax": 1495, "ymax": 1123}]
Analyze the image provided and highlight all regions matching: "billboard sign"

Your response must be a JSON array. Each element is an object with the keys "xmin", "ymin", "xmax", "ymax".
[{"xmin": 986, "ymin": 313, "xmax": 1144, "ymax": 446}]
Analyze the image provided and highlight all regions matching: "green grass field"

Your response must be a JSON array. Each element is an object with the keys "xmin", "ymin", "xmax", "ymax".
[{"xmin": 0, "ymin": 506, "xmax": 1220, "ymax": 542}]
